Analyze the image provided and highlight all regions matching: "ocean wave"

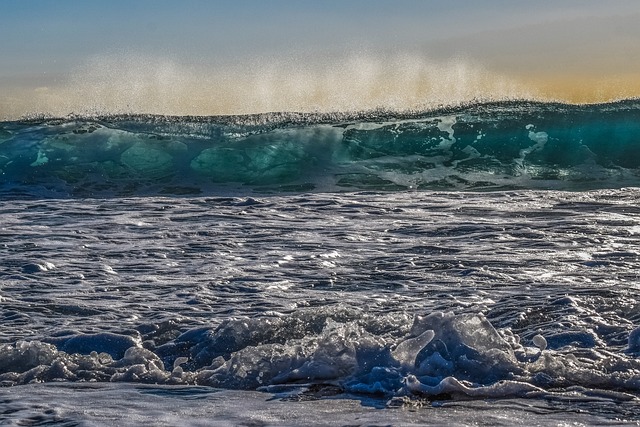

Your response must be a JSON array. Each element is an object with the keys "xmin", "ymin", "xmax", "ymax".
[{"xmin": 1, "ymin": 100, "xmax": 640, "ymax": 197}]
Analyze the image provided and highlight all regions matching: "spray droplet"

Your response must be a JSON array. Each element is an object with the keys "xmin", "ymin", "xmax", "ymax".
[{"xmin": 533, "ymin": 334, "xmax": 547, "ymax": 351}]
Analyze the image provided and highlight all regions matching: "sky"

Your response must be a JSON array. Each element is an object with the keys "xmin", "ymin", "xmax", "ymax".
[{"xmin": 1, "ymin": 0, "xmax": 640, "ymax": 118}]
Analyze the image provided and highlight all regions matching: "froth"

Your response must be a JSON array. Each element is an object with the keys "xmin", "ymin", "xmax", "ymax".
[{"xmin": 1, "ymin": 53, "xmax": 537, "ymax": 119}]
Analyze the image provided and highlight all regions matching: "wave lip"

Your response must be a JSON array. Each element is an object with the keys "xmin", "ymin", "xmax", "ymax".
[{"xmin": 1, "ymin": 99, "xmax": 640, "ymax": 198}]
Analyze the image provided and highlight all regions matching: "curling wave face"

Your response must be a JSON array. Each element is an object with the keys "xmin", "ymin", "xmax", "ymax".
[{"xmin": 1, "ymin": 100, "xmax": 640, "ymax": 197}]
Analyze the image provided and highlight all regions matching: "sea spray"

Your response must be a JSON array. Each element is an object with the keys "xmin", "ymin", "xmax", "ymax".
[{"xmin": 0, "ymin": 53, "xmax": 536, "ymax": 120}]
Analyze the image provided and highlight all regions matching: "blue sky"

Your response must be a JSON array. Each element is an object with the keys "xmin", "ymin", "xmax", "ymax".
[
  {"xmin": 1, "ymin": 1, "xmax": 640, "ymax": 117},
  {"xmin": 3, "ymin": 0, "xmax": 639, "ymax": 71}
]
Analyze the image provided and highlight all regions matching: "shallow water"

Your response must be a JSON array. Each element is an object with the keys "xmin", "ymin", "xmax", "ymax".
[
  {"xmin": 1, "ymin": 190, "xmax": 640, "ymax": 424},
  {"xmin": 1, "ymin": 382, "xmax": 637, "ymax": 426}
]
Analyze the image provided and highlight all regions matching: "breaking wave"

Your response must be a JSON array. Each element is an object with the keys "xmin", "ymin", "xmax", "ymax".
[{"xmin": 1, "ymin": 99, "xmax": 640, "ymax": 197}]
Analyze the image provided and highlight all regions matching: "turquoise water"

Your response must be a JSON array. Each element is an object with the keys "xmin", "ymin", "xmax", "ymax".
[{"xmin": 2, "ymin": 100, "xmax": 640, "ymax": 197}]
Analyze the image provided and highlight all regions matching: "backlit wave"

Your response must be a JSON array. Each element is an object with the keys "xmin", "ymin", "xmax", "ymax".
[{"xmin": 1, "ymin": 100, "xmax": 640, "ymax": 197}]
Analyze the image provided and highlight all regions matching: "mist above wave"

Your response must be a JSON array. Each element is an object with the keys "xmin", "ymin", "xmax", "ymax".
[{"xmin": 1, "ymin": 53, "xmax": 537, "ymax": 120}]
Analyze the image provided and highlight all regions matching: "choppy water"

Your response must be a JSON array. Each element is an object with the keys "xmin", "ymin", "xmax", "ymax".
[
  {"xmin": 2, "ymin": 101, "xmax": 640, "ymax": 425},
  {"xmin": 1, "ymin": 189, "xmax": 640, "ymax": 424}
]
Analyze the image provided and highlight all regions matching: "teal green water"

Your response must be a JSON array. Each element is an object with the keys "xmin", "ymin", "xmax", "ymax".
[{"xmin": 1, "ymin": 100, "xmax": 639, "ymax": 197}]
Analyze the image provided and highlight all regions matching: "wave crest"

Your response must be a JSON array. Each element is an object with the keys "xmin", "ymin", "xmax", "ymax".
[{"xmin": 2, "ymin": 100, "xmax": 640, "ymax": 197}]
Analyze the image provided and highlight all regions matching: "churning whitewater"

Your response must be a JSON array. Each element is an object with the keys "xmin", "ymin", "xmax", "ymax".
[{"xmin": 2, "ymin": 190, "xmax": 640, "ymax": 407}]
